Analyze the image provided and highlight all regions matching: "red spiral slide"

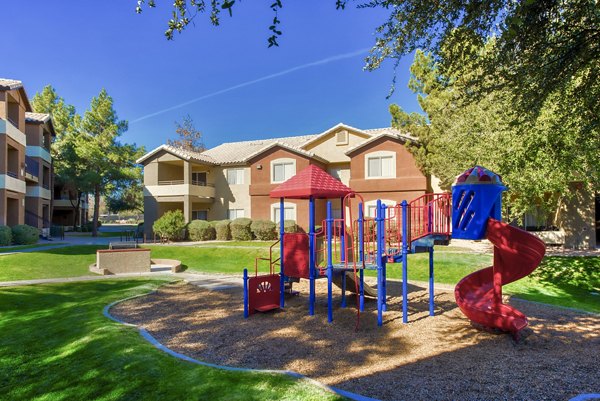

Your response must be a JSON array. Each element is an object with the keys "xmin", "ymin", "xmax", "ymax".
[{"xmin": 455, "ymin": 218, "xmax": 546, "ymax": 337}]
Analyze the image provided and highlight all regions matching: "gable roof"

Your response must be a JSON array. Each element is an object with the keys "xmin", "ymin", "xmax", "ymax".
[
  {"xmin": 0, "ymin": 78, "xmax": 32, "ymax": 112},
  {"xmin": 136, "ymin": 144, "xmax": 217, "ymax": 165},
  {"xmin": 345, "ymin": 128, "xmax": 416, "ymax": 155},
  {"xmin": 300, "ymin": 122, "xmax": 371, "ymax": 148},
  {"xmin": 270, "ymin": 165, "xmax": 354, "ymax": 199},
  {"xmin": 25, "ymin": 112, "xmax": 56, "ymax": 136}
]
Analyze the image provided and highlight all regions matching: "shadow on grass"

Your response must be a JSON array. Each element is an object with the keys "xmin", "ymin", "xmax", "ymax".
[{"xmin": 0, "ymin": 280, "xmax": 340, "ymax": 401}]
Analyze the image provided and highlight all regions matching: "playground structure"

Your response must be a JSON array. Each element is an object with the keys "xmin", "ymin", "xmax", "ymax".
[
  {"xmin": 243, "ymin": 165, "xmax": 451, "ymax": 326},
  {"xmin": 452, "ymin": 166, "xmax": 545, "ymax": 338}
]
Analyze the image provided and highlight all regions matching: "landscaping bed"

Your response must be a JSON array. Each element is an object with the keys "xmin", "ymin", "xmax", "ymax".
[{"xmin": 111, "ymin": 279, "xmax": 600, "ymax": 401}]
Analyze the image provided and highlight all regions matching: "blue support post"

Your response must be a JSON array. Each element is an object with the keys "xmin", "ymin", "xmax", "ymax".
[
  {"xmin": 309, "ymin": 196, "xmax": 316, "ymax": 316},
  {"xmin": 376, "ymin": 200, "xmax": 383, "ymax": 326},
  {"xmin": 358, "ymin": 203, "xmax": 365, "ymax": 312},
  {"xmin": 341, "ymin": 271, "xmax": 347, "ymax": 308},
  {"xmin": 279, "ymin": 198, "xmax": 285, "ymax": 308},
  {"xmin": 326, "ymin": 201, "xmax": 334, "ymax": 322},
  {"xmin": 429, "ymin": 246, "xmax": 435, "ymax": 316},
  {"xmin": 382, "ymin": 205, "xmax": 388, "ymax": 313},
  {"xmin": 401, "ymin": 200, "xmax": 409, "ymax": 324},
  {"xmin": 243, "ymin": 268, "xmax": 249, "ymax": 318}
]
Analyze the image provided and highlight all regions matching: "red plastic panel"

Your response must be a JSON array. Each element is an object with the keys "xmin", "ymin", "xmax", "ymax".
[
  {"xmin": 248, "ymin": 274, "xmax": 280, "ymax": 315},
  {"xmin": 283, "ymin": 233, "xmax": 310, "ymax": 279}
]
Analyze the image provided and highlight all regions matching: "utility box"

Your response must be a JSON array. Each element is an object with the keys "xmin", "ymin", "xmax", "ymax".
[{"xmin": 451, "ymin": 166, "xmax": 506, "ymax": 240}]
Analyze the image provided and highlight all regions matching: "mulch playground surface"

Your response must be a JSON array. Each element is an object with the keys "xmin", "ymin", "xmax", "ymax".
[{"xmin": 111, "ymin": 279, "xmax": 600, "ymax": 401}]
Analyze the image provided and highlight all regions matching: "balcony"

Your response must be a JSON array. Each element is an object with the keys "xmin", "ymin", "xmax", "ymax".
[
  {"xmin": 25, "ymin": 156, "xmax": 39, "ymax": 182},
  {"xmin": 145, "ymin": 180, "xmax": 215, "ymax": 199},
  {"xmin": 0, "ymin": 118, "xmax": 27, "ymax": 146}
]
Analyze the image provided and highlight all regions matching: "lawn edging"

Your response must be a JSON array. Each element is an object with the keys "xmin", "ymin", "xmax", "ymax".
[{"xmin": 103, "ymin": 289, "xmax": 378, "ymax": 401}]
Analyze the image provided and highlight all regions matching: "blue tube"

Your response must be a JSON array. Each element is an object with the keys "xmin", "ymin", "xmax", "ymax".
[
  {"xmin": 382, "ymin": 205, "xmax": 387, "ymax": 313},
  {"xmin": 309, "ymin": 196, "xmax": 316, "ymax": 316},
  {"xmin": 376, "ymin": 199, "xmax": 383, "ymax": 326},
  {"xmin": 358, "ymin": 203, "xmax": 365, "ymax": 312},
  {"xmin": 359, "ymin": 268, "xmax": 365, "ymax": 312},
  {"xmin": 279, "ymin": 197, "xmax": 285, "ymax": 308},
  {"xmin": 429, "ymin": 246, "xmax": 435, "ymax": 316},
  {"xmin": 401, "ymin": 200, "xmax": 408, "ymax": 324},
  {"xmin": 327, "ymin": 201, "xmax": 333, "ymax": 322},
  {"xmin": 243, "ymin": 268, "xmax": 249, "ymax": 318}
]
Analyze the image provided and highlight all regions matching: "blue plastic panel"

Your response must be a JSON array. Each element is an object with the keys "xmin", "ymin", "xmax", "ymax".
[{"xmin": 452, "ymin": 184, "xmax": 505, "ymax": 239}]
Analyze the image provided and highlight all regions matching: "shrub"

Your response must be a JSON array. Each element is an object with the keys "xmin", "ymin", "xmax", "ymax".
[
  {"xmin": 230, "ymin": 217, "xmax": 253, "ymax": 241},
  {"xmin": 153, "ymin": 210, "xmax": 186, "ymax": 241},
  {"xmin": 188, "ymin": 220, "xmax": 216, "ymax": 241},
  {"xmin": 0, "ymin": 226, "xmax": 12, "ymax": 246},
  {"xmin": 11, "ymin": 225, "xmax": 39, "ymax": 245},
  {"xmin": 214, "ymin": 220, "xmax": 231, "ymax": 241},
  {"xmin": 279, "ymin": 219, "xmax": 298, "ymax": 233},
  {"xmin": 251, "ymin": 220, "xmax": 277, "ymax": 241}
]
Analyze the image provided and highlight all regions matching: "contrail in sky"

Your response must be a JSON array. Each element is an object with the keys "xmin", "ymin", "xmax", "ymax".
[{"xmin": 130, "ymin": 47, "xmax": 370, "ymax": 124}]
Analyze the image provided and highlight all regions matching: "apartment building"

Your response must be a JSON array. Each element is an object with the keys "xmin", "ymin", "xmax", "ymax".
[
  {"xmin": 52, "ymin": 183, "xmax": 89, "ymax": 228},
  {"xmin": 24, "ymin": 112, "xmax": 54, "ymax": 230},
  {"xmin": 138, "ymin": 123, "xmax": 439, "ymax": 238},
  {"xmin": 1, "ymin": 78, "xmax": 56, "ymax": 231}
]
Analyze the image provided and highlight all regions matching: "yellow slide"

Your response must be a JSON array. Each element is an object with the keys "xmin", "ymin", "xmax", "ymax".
[{"xmin": 332, "ymin": 271, "xmax": 377, "ymax": 298}]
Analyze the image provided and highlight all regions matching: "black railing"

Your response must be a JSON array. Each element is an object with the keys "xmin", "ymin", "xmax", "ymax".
[
  {"xmin": 25, "ymin": 210, "xmax": 52, "ymax": 229},
  {"xmin": 25, "ymin": 156, "xmax": 39, "ymax": 178},
  {"xmin": 6, "ymin": 171, "xmax": 18, "ymax": 179}
]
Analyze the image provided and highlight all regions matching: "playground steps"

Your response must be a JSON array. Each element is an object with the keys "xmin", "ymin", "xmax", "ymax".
[{"xmin": 254, "ymin": 303, "xmax": 280, "ymax": 312}]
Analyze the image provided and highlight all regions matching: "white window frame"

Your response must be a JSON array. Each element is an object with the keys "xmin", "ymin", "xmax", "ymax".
[
  {"xmin": 226, "ymin": 168, "xmax": 245, "ymax": 185},
  {"xmin": 271, "ymin": 202, "xmax": 297, "ymax": 223},
  {"xmin": 228, "ymin": 209, "xmax": 245, "ymax": 219},
  {"xmin": 270, "ymin": 158, "xmax": 296, "ymax": 184},
  {"xmin": 365, "ymin": 151, "xmax": 396, "ymax": 179},
  {"xmin": 365, "ymin": 199, "xmax": 396, "ymax": 218}
]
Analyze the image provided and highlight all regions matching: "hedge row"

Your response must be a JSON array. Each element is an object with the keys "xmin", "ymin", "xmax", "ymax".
[
  {"xmin": 0, "ymin": 224, "xmax": 40, "ymax": 246},
  {"xmin": 152, "ymin": 215, "xmax": 299, "ymax": 242}
]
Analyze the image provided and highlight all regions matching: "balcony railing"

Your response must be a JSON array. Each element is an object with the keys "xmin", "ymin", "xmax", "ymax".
[
  {"xmin": 25, "ymin": 156, "xmax": 39, "ymax": 178},
  {"xmin": 157, "ymin": 180, "xmax": 214, "ymax": 187},
  {"xmin": 6, "ymin": 171, "xmax": 18, "ymax": 179}
]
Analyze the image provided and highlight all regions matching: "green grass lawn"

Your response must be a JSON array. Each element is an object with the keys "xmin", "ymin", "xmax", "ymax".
[
  {"xmin": 0, "ymin": 243, "xmax": 67, "ymax": 253},
  {"xmin": 193, "ymin": 241, "xmax": 275, "ymax": 247},
  {"xmin": 1, "ymin": 244, "xmax": 597, "ymax": 313},
  {"xmin": 0, "ymin": 279, "xmax": 340, "ymax": 401}
]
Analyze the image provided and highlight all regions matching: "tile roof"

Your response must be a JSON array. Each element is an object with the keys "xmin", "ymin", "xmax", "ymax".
[
  {"xmin": 136, "ymin": 144, "xmax": 217, "ymax": 165},
  {"xmin": 25, "ymin": 112, "xmax": 51, "ymax": 124},
  {"xmin": 202, "ymin": 134, "xmax": 319, "ymax": 165},
  {"xmin": 137, "ymin": 125, "xmax": 416, "ymax": 166},
  {"xmin": 345, "ymin": 128, "xmax": 416, "ymax": 155},
  {"xmin": 0, "ymin": 78, "xmax": 23, "ymax": 90}
]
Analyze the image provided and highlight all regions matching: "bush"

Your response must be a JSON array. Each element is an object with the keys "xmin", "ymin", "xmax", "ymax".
[
  {"xmin": 279, "ymin": 219, "xmax": 298, "ymax": 233},
  {"xmin": 230, "ymin": 217, "xmax": 253, "ymax": 241},
  {"xmin": 251, "ymin": 220, "xmax": 277, "ymax": 241},
  {"xmin": 153, "ymin": 210, "xmax": 186, "ymax": 241},
  {"xmin": 188, "ymin": 220, "xmax": 216, "ymax": 241},
  {"xmin": 214, "ymin": 220, "xmax": 231, "ymax": 241},
  {"xmin": 0, "ymin": 226, "xmax": 12, "ymax": 246},
  {"xmin": 11, "ymin": 225, "xmax": 39, "ymax": 245}
]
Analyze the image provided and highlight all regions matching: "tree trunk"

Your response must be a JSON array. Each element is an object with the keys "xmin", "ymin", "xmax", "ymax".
[
  {"xmin": 70, "ymin": 191, "xmax": 81, "ymax": 230},
  {"xmin": 92, "ymin": 185, "xmax": 100, "ymax": 237}
]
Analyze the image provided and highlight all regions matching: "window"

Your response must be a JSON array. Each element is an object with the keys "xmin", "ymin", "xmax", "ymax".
[
  {"xmin": 227, "ymin": 168, "xmax": 245, "ymax": 185},
  {"xmin": 271, "ymin": 202, "xmax": 296, "ymax": 223},
  {"xmin": 271, "ymin": 159, "xmax": 296, "ymax": 183},
  {"xmin": 365, "ymin": 200, "xmax": 396, "ymax": 217},
  {"xmin": 192, "ymin": 210, "xmax": 208, "ymax": 220},
  {"xmin": 228, "ymin": 209, "xmax": 245, "ymax": 219},
  {"xmin": 191, "ymin": 172, "xmax": 207, "ymax": 186},
  {"xmin": 328, "ymin": 167, "xmax": 341, "ymax": 181},
  {"xmin": 365, "ymin": 151, "xmax": 395, "ymax": 179},
  {"xmin": 336, "ymin": 130, "xmax": 348, "ymax": 145}
]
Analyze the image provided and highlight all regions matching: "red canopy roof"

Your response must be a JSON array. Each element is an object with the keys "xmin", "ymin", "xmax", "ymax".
[{"xmin": 270, "ymin": 165, "xmax": 354, "ymax": 199}]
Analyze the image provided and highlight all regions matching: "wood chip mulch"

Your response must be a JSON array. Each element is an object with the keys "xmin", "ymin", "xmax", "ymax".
[{"xmin": 110, "ymin": 279, "xmax": 600, "ymax": 401}]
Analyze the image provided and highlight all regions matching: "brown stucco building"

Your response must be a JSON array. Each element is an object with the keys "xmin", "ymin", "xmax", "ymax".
[{"xmin": 138, "ymin": 124, "xmax": 439, "ymax": 238}]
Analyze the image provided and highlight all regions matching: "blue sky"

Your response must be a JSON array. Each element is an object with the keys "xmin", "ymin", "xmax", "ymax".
[{"xmin": 2, "ymin": 1, "xmax": 420, "ymax": 151}]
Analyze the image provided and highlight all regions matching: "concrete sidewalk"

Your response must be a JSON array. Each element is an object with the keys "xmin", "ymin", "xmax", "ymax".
[{"xmin": 0, "ymin": 271, "xmax": 242, "ymax": 289}]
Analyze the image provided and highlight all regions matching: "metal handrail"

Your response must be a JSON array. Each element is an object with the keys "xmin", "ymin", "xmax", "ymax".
[
  {"xmin": 157, "ymin": 180, "xmax": 214, "ymax": 187},
  {"xmin": 6, "ymin": 171, "xmax": 18, "ymax": 179}
]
